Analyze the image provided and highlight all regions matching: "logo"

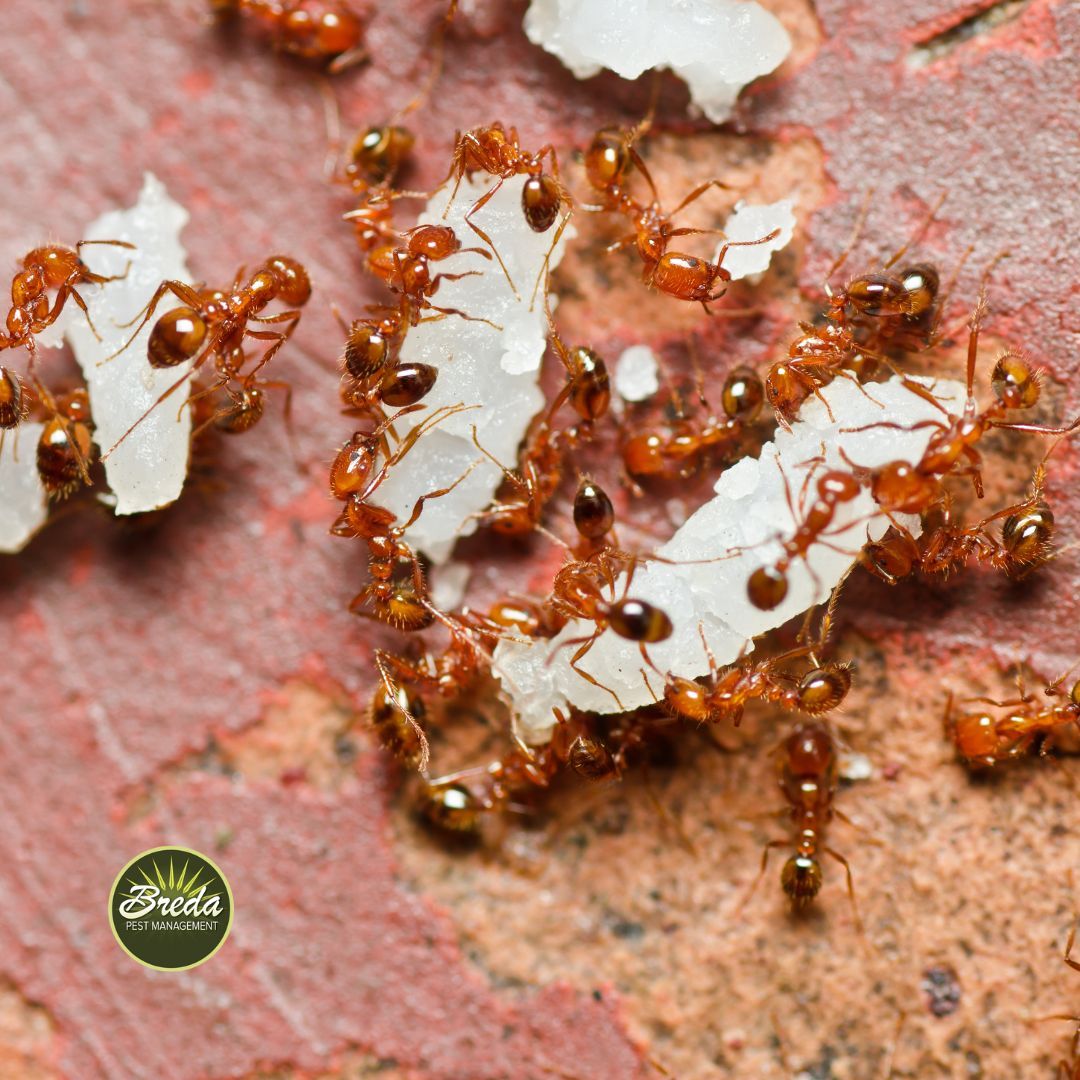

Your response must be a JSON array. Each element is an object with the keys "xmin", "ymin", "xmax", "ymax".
[{"xmin": 108, "ymin": 846, "xmax": 234, "ymax": 971}]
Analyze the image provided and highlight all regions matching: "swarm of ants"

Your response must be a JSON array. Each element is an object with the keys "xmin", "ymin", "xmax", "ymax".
[{"xmin": 4, "ymin": 1, "xmax": 1079, "ymax": 1070}]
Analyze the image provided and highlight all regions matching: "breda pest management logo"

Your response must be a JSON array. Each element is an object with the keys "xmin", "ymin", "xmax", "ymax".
[{"xmin": 109, "ymin": 846, "xmax": 234, "ymax": 971}]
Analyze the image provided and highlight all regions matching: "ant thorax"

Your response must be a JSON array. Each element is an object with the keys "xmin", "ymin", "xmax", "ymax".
[
  {"xmin": 493, "ymin": 374, "xmax": 965, "ymax": 744},
  {"xmin": 363, "ymin": 172, "xmax": 574, "ymax": 563}
]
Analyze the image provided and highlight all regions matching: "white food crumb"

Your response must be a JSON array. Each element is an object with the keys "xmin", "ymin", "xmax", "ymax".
[
  {"xmin": 524, "ymin": 0, "xmax": 792, "ymax": 123},
  {"xmin": 0, "ymin": 425, "xmax": 49, "ymax": 554},
  {"xmin": 45, "ymin": 173, "xmax": 195, "ymax": 516},
  {"xmin": 614, "ymin": 345, "xmax": 661, "ymax": 402},
  {"xmin": 494, "ymin": 375, "xmax": 965, "ymax": 743},
  {"xmin": 718, "ymin": 198, "xmax": 797, "ymax": 281},
  {"xmin": 371, "ymin": 174, "xmax": 574, "ymax": 563},
  {"xmin": 838, "ymin": 750, "xmax": 874, "ymax": 782}
]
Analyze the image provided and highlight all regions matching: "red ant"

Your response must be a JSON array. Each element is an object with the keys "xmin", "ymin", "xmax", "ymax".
[
  {"xmin": 211, "ymin": 0, "xmax": 367, "ymax": 72},
  {"xmin": 945, "ymin": 666, "xmax": 1080, "ymax": 770},
  {"xmin": 582, "ymin": 122, "xmax": 778, "ymax": 310},
  {"xmin": 621, "ymin": 364, "xmax": 765, "ymax": 481},
  {"xmin": 862, "ymin": 451, "xmax": 1057, "ymax": 585},
  {"xmin": 745, "ymin": 722, "xmax": 862, "ymax": 926},
  {"xmin": 102, "ymin": 254, "xmax": 311, "ymax": 453},
  {"xmin": 843, "ymin": 295, "xmax": 1078, "ymax": 515},
  {"xmin": 664, "ymin": 623, "xmax": 851, "ymax": 728},
  {"xmin": 746, "ymin": 461, "xmax": 863, "ymax": 612},
  {"xmin": 547, "ymin": 556, "xmax": 674, "ymax": 710},
  {"xmin": 765, "ymin": 197, "xmax": 956, "ymax": 426},
  {"xmin": 441, "ymin": 122, "xmax": 571, "ymax": 297}
]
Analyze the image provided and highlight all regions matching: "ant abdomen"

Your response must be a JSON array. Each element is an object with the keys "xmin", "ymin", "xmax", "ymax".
[
  {"xmin": 991, "ymin": 349, "xmax": 1040, "ymax": 409},
  {"xmin": 608, "ymin": 598, "xmax": 673, "ymax": 643},
  {"xmin": 148, "ymin": 307, "xmax": 208, "ymax": 369},
  {"xmin": 37, "ymin": 412, "xmax": 93, "ymax": 498},
  {"xmin": 214, "ymin": 387, "xmax": 265, "ymax": 434},
  {"xmin": 348, "ymin": 125, "xmax": 415, "ymax": 185},
  {"xmin": 343, "ymin": 322, "xmax": 393, "ymax": 379},
  {"xmin": 781, "ymin": 854, "xmax": 823, "ymax": 906},
  {"xmin": 0, "ymin": 367, "xmax": 29, "ymax": 429},
  {"xmin": 420, "ymin": 780, "xmax": 481, "ymax": 834},
  {"xmin": 379, "ymin": 362, "xmax": 437, "ymax": 408},
  {"xmin": 568, "ymin": 734, "xmax": 618, "ymax": 780},
  {"xmin": 572, "ymin": 478, "xmax": 614, "ymax": 541},
  {"xmin": 370, "ymin": 683, "xmax": 427, "ymax": 770},
  {"xmin": 521, "ymin": 174, "xmax": 561, "ymax": 232}
]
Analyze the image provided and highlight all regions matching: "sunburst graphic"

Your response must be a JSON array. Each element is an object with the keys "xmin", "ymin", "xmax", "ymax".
[{"xmin": 119, "ymin": 855, "xmax": 222, "ymax": 917}]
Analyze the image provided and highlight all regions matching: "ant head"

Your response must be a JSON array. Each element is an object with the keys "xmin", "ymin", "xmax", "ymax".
[
  {"xmin": 816, "ymin": 469, "xmax": 860, "ymax": 504},
  {"xmin": 747, "ymin": 565, "xmax": 789, "ymax": 611},
  {"xmin": 663, "ymin": 676, "xmax": 711, "ymax": 723},
  {"xmin": 781, "ymin": 854, "xmax": 823, "ymax": 906},
  {"xmin": 990, "ymin": 349, "xmax": 1041, "ymax": 410},
  {"xmin": 265, "ymin": 255, "xmax": 311, "ymax": 306},
  {"xmin": 26, "ymin": 245, "xmax": 81, "ymax": 289}
]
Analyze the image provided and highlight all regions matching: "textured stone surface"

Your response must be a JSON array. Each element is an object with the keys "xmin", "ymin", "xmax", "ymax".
[{"xmin": 1, "ymin": 0, "xmax": 1077, "ymax": 1077}]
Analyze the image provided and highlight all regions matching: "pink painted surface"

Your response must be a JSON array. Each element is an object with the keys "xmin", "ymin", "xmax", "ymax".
[{"xmin": 0, "ymin": 0, "xmax": 1076, "ymax": 1076}]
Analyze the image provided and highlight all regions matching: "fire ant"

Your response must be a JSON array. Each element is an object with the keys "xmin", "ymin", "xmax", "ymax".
[
  {"xmin": 746, "ymin": 721, "xmax": 861, "ymax": 925},
  {"xmin": 746, "ymin": 462, "xmax": 863, "ymax": 611},
  {"xmin": 663, "ymin": 625, "xmax": 851, "ymax": 728},
  {"xmin": 102, "ymin": 255, "xmax": 310, "ymax": 453},
  {"xmin": 441, "ymin": 122, "xmax": 571, "ymax": 296},
  {"xmin": 2, "ymin": 241, "xmax": 133, "ymax": 363},
  {"xmin": 843, "ymin": 295, "xmax": 1078, "ymax": 516},
  {"xmin": 547, "ymin": 556, "xmax": 674, "ymax": 709},
  {"xmin": 622, "ymin": 364, "xmax": 765, "ymax": 481},
  {"xmin": 945, "ymin": 666, "xmax": 1080, "ymax": 769},
  {"xmin": 862, "ymin": 451, "xmax": 1057, "ymax": 584},
  {"xmin": 545, "ymin": 316, "xmax": 611, "ymax": 435},
  {"xmin": 211, "ymin": 1, "xmax": 367, "ymax": 72},
  {"xmin": 582, "ymin": 121, "xmax": 778, "ymax": 310},
  {"xmin": 465, "ymin": 418, "xmax": 563, "ymax": 539},
  {"xmin": 765, "ymin": 197, "xmax": 954, "ymax": 426}
]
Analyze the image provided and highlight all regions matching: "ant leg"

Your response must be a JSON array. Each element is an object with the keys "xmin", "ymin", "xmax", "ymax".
[
  {"xmin": 42, "ymin": 285, "xmax": 101, "ymax": 343},
  {"xmin": 739, "ymin": 838, "xmax": 788, "ymax": 913},
  {"xmin": 529, "ymin": 208, "xmax": 574, "ymax": 311},
  {"xmin": 462, "ymin": 177, "xmax": 518, "ymax": 298},
  {"xmin": 418, "ymin": 304, "xmax": 503, "ymax": 332},
  {"xmin": 714, "ymin": 229, "xmax": 782, "ymax": 269},
  {"xmin": 823, "ymin": 845, "xmax": 864, "ymax": 936},
  {"xmin": 399, "ymin": 459, "xmax": 480, "ymax": 531},
  {"xmin": 880, "ymin": 191, "xmax": 947, "ymax": 270},
  {"xmin": 101, "ymin": 279, "xmax": 204, "ymax": 363},
  {"xmin": 375, "ymin": 650, "xmax": 429, "ymax": 772},
  {"xmin": 627, "ymin": 145, "xmax": 660, "ymax": 203},
  {"xmin": 557, "ymin": 634, "xmax": 625, "ymax": 710},
  {"xmin": 670, "ymin": 178, "xmax": 731, "ymax": 218},
  {"xmin": 75, "ymin": 239, "xmax": 136, "ymax": 285},
  {"xmin": 101, "ymin": 366, "xmax": 199, "ymax": 459}
]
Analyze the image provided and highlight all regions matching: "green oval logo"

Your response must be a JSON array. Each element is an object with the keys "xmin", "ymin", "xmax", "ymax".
[{"xmin": 108, "ymin": 846, "xmax": 234, "ymax": 971}]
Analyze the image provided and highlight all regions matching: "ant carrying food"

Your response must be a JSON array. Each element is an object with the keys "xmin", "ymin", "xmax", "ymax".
[
  {"xmin": 621, "ymin": 364, "xmax": 765, "ymax": 481},
  {"xmin": 441, "ymin": 122, "xmax": 572, "ymax": 297},
  {"xmin": 945, "ymin": 666, "xmax": 1080, "ymax": 770},
  {"xmin": 211, "ymin": 0, "xmax": 367, "ymax": 72},
  {"xmin": 102, "ymin": 254, "xmax": 311, "ymax": 453}
]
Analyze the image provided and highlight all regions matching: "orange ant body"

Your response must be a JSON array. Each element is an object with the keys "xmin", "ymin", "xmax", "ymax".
[
  {"xmin": 746, "ymin": 467, "xmax": 862, "ymax": 611},
  {"xmin": 212, "ymin": 0, "xmax": 366, "ymax": 71},
  {"xmin": 582, "ymin": 124, "xmax": 777, "ymax": 310},
  {"xmin": 664, "ymin": 629, "xmax": 851, "ymax": 728},
  {"xmin": 749, "ymin": 722, "xmax": 860, "ymax": 920},
  {"xmin": 2, "ymin": 242, "xmax": 132, "ymax": 362},
  {"xmin": 945, "ymin": 670, "xmax": 1080, "ymax": 769},
  {"xmin": 442, "ymin": 122, "xmax": 570, "ymax": 295},
  {"xmin": 622, "ymin": 365, "xmax": 764, "ymax": 480},
  {"xmin": 106, "ymin": 255, "xmax": 310, "ymax": 449},
  {"xmin": 548, "ymin": 557, "xmax": 674, "ymax": 708}
]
